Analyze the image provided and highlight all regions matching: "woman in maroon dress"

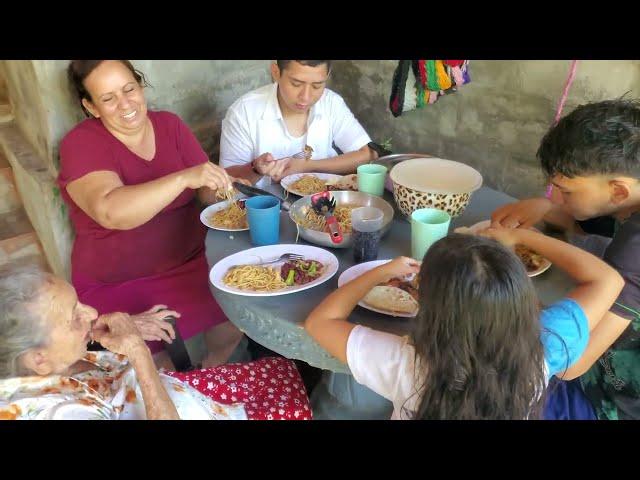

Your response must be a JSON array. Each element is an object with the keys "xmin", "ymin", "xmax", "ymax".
[{"xmin": 58, "ymin": 60, "xmax": 246, "ymax": 369}]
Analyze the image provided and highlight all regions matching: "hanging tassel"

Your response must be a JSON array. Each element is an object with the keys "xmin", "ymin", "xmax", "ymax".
[
  {"xmin": 435, "ymin": 60, "xmax": 452, "ymax": 90},
  {"xmin": 415, "ymin": 76, "xmax": 425, "ymax": 108},
  {"xmin": 417, "ymin": 60, "xmax": 427, "ymax": 87},
  {"xmin": 461, "ymin": 61, "xmax": 471, "ymax": 84},
  {"xmin": 449, "ymin": 65, "xmax": 465, "ymax": 86},
  {"xmin": 395, "ymin": 59, "xmax": 469, "ymax": 111},
  {"xmin": 411, "ymin": 60, "xmax": 421, "ymax": 85},
  {"xmin": 426, "ymin": 60, "xmax": 440, "ymax": 91},
  {"xmin": 410, "ymin": 60, "xmax": 424, "ymax": 109},
  {"xmin": 402, "ymin": 73, "xmax": 418, "ymax": 113},
  {"xmin": 389, "ymin": 60, "xmax": 412, "ymax": 117},
  {"xmin": 443, "ymin": 60, "xmax": 467, "ymax": 87}
]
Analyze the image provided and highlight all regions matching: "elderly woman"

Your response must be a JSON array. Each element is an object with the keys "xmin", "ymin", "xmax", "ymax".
[
  {"xmin": 57, "ymin": 60, "xmax": 247, "ymax": 369},
  {"xmin": 0, "ymin": 266, "xmax": 312, "ymax": 420}
]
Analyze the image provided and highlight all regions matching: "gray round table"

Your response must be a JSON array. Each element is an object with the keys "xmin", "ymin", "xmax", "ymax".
[{"xmin": 205, "ymin": 185, "xmax": 574, "ymax": 418}]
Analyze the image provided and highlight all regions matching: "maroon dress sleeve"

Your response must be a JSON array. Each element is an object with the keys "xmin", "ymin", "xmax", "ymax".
[{"xmin": 58, "ymin": 121, "xmax": 121, "ymax": 189}]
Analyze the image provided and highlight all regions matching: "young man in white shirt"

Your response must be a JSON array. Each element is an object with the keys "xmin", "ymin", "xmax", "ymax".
[{"xmin": 220, "ymin": 60, "xmax": 378, "ymax": 187}]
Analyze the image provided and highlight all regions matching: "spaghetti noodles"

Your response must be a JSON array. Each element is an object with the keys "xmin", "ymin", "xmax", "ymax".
[
  {"xmin": 289, "ymin": 175, "xmax": 327, "ymax": 195},
  {"xmin": 210, "ymin": 188, "xmax": 248, "ymax": 229},
  {"xmin": 223, "ymin": 265, "xmax": 287, "ymax": 291},
  {"xmin": 297, "ymin": 205, "xmax": 354, "ymax": 234}
]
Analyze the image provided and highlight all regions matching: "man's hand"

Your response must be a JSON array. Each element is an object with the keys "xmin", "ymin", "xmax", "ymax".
[
  {"xmin": 253, "ymin": 153, "xmax": 291, "ymax": 182},
  {"xmin": 490, "ymin": 198, "xmax": 553, "ymax": 229},
  {"xmin": 275, "ymin": 157, "xmax": 307, "ymax": 182},
  {"xmin": 478, "ymin": 225, "xmax": 521, "ymax": 248}
]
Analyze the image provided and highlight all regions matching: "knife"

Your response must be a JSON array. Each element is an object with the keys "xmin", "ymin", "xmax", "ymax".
[{"xmin": 232, "ymin": 182, "xmax": 291, "ymax": 212}]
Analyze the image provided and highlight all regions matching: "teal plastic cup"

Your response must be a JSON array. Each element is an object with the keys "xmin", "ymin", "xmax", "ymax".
[
  {"xmin": 357, "ymin": 164, "xmax": 388, "ymax": 197},
  {"xmin": 410, "ymin": 208, "xmax": 451, "ymax": 261}
]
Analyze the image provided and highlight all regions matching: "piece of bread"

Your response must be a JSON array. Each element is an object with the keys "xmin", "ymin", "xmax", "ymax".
[
  {"xmin": 328, "ymin": 174, "xmax": 358, "ymax": 191},
  {"xmin": 362, "ymin": 285, "xmax": 419, "ymax": 315}
]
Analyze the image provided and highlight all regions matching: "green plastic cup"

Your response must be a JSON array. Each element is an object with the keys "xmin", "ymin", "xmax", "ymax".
[
  {"xmin": 357, "ymin": 164, "xmax": 388, "ymax": 197},
  {"xmin": 410, "ymin": 208, "xmax": 451, "ymax": 261}
]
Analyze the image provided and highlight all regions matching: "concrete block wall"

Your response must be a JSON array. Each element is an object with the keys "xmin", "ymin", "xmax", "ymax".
[
  {"xmin": 0, "ymin": 60, "xmax": 272, "ymax": 279},
  {"xmin": 3, "ymin": 59, "xmax": 640, "ymax": 279},
  {"xmin": 329, "ymin": 60, "xmax": 640, "ymax": 199}
]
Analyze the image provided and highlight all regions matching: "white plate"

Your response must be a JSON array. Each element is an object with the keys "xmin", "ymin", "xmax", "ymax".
[
  {"xmin": 281, "ymin": 173, "xmax": 343, "ymax": 197},
  {"xmin": 200, "ymin": 196, "xmax": 249, "ymax": 232},
  {"xmin": 210, "ymin": 244, "xmax": 339, "ymax": 297},
  {"xmin": 338, "ymin": 260, "xmax": 418, "ymax": 318},
  {"xmin": 455, "ymin": 220, "xmax": 552, "ymax": 277}
]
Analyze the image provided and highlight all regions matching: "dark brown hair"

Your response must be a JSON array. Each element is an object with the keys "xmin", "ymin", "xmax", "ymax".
[
  {"xmin": 408, "ymin": 233, "xmax": 547, "ymax": 420},
  {"xmin": 67, "ymin": 60, "xmax": 150, "ymax": 117},
  {"xmin": 276, "ymin": 60, "xmax": 332, "ymax": 73},
  {"xmin": 538, "ymin": 96, "xmax": 640, "ymax": 179}
]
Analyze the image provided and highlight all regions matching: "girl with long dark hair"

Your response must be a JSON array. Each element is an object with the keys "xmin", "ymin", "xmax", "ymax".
[{"xmin": 304, "ymin": 227, "xmax": 623, "ymax": 419}]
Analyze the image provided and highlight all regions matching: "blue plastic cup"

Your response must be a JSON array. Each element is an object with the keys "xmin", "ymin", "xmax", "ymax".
[{"xmin": 245, "ymin": 195, "xmax": 281, "ymax": 246}]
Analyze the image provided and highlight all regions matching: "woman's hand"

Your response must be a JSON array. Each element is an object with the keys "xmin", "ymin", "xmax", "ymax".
[
  {"xmin": 130, "ymin": 305, "xmax": 178, "ymax": 343},
  {"xmin": 378, "ymin": 256, "xmax": 421, "ymax": 282},
  {"xmin": 183, "ymin": 162, "xmax": 232, "ymax": 192},
  {"xmin": 91, "ymin": 312, "xmax": 147, "ymax": 358}
]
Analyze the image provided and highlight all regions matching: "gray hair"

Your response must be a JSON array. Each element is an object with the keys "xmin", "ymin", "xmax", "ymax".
[{"xmin": 0, "ymin": 264, "xmax": 52, "ymax": 378}]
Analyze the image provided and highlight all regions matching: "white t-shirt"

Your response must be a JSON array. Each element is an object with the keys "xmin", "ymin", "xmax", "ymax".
[
  {"xmin": 346, "ymin": 298, "xmax": 590, "ymax": 420},
  {"xmin": 220, "ymin": 83, "xmax": 371, "ymax": 187}
]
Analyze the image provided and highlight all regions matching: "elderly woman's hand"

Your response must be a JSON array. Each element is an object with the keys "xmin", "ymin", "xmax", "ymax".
[
  {"xmin": 130, "ymin": 305, "xmax": 178, "ymax": 344},
  {"xmin": 91, "ymin": 312, "xmax": 147, "ymax": 357}
]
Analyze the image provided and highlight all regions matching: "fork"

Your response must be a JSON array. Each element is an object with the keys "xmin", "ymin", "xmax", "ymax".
[
  {"xmin": 274, "ymin": 151, "xmax": 308, "ymax": 161},
  {"xmin": 257, "ymin": 253, "xmax": 305, "ymax": 265},
  {"xmin": 230, "ymin": 253, "xmax": 305, "ymax": 269}
]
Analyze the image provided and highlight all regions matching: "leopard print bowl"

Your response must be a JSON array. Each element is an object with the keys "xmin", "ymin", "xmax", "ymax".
[{"xmin": 390, "ymin": 158, "xmax": 483, "ymax": 218}]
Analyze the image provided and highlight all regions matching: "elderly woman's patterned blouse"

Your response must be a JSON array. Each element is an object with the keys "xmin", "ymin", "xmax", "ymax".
[{"xmin": 0, "ymin": 351, "xmax": 246, "ymax": 420}]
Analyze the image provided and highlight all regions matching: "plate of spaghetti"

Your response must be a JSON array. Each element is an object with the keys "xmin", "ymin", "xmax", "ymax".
[
  {"xmin": 200, "ymin": 191, "xmax": 249, "ymax": 231},
  {"xmin": 281, "ymin": 173, "xmax": 343, "ymax": 196},
  {"xmin": 454, "ymin": 220, "xmax": 552, "ymax": 277},
  {"xmin": 209, "ymin": 244, "xmax": 339, "ymax": 296}
]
